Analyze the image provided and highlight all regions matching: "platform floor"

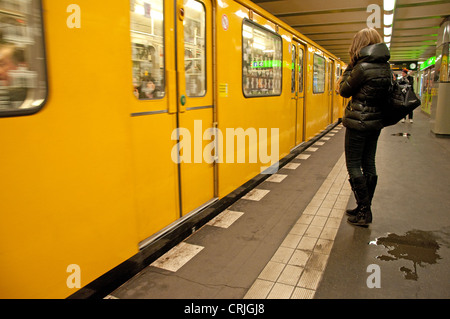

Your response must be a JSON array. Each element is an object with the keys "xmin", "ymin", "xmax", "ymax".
[{"xmin": 108, "ymin": 109, "xmax": 450, "ymax": 299}]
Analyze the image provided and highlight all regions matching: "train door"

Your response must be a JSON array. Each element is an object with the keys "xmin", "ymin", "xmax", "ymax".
[
  {"xmin": 290, "ymin": 40, "xmax": 305, "ymax": 146},
  {"xmin": 175, "ymin": 0, "xmax": 215, "ymax": 216}
]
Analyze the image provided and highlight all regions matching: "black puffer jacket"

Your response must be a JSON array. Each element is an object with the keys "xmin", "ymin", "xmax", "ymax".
[{"xmin": 340, "ymin": 43, "xmax": 392, "ymax": 131}]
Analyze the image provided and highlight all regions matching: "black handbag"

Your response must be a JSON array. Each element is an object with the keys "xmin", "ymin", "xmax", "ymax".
[{"xmin": 382, "ymin": 78, "xmax": 421, "ymax": 127}]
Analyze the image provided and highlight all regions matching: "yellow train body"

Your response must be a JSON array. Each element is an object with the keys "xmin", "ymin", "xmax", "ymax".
[{"xmin": 0, "ymin": 0, "xmax": 346, "ymax": 298}]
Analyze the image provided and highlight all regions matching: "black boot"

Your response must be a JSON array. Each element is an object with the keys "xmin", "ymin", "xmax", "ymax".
[
  {"xmin": 347, "ymin": 176, "xmax": 372, "ymax": 227},
  {"xmin": 346, "ymin": 178, "xmax": 361, "ymax": 216},
  {"xmin": 346, "ymin": 174, "xmax": 377, "ymax": 218},
  {"xmin": 362, "ymin": 174, "xmax": 377, "ymax": 223},
  {"xmin": 365, "ymin": 174, "xmax": 378, "ymax": 205},
  {"xmin": 348, "ymin": 207, "xmax": 372, "ymax": 227}
]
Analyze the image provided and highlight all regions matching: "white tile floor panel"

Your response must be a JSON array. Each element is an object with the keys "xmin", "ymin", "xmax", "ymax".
[{"xmin": 244, "ymin": 152, "xmax": 351, "ymax": 299}]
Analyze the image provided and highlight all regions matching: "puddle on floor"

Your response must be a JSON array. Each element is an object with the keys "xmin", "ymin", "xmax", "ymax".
[
  {"xmin": 391, "ymin": 132, "xmax": 411, "ymax": 137},
  {"xmin": 369, "ymin": 230, "xmax": 441, "ymax": 281}
]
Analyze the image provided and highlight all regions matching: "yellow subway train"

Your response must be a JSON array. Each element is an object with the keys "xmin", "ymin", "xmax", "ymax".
[{"xmin": 0, "ymin": 0, "xmax": 346, "ymax": 298}]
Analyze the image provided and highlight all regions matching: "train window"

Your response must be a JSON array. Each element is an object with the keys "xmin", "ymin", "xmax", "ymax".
[
  {"xmin": 130, "ymin": 0, "xmax": 165, "ymax": 100},
  {"xmin": 313, "ymin": 54, "xmax": 325, "ymax": 93},
  {"xmin": 335, "ymin": 64, "xmax": 341, "ymax": 93},
  {"xmin": 0, "ymin": 0, "xmax": 47, "ymax": 117},
  {"xmin": 184, "ymin": 0, "xmax": 206, "ymax": 97},
  {"xmin": 298, "ymin": 48, "xmax": 303, "ymax": 93},
  {"xmin": 291, "ymin": 44, "xmax": 296, "ymax": 93},
  {"xmin": 328, "ymin": 61, "xmax": 332, "ymax": 91},
  {"xmin": 336, "ymin": 64, "xmax": 340, "ymax": 82},
  {"xmin": 242, "ymin": 19, "xmax": 282, "ymax": 97}
]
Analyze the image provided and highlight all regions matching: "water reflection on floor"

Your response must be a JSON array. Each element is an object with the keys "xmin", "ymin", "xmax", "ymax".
[{"xmin": 369, "ymin": 229, "xmax": 448, "ymax": 281}]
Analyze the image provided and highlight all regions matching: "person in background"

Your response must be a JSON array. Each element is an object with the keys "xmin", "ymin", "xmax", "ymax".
[
  {"xmin": 0, "ymin": 44, "xmax": 28, "ymax": 105},
  {"xmin": 141, "ymin": 79, "xmax": 157, "ymax": 99},
  {"xmin": 0, "ymin": 44, "xmax": 23, "ymax": 86},
  {"xmin": 338, "ymin": 28, "xmax": 392, "ymax": 227},
  {"xmin": 399, "ymin": 68, "xmax": 415, "ymax": 123}
]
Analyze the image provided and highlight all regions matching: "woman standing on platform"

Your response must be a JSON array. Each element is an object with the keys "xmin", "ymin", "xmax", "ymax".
[
  {"xmin": 398, "ymin": 68, "xmax": 415, "ymax": 123},
  {"xmin": 338, "ymin": 28, "xmax": 392, "ymax": 227}
]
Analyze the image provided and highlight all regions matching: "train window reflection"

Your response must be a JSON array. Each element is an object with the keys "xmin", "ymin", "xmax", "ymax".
[
  {"xmin": 130, "ymin": 0, "xmax": 165, "ymax": 100},
  {"xmin": 313, "ymin": 54, "xmax": 325, "ymax": 94},
  {"xmin": 242, "ymin": 20, "xmax": 282, "ymax": 97},
  {"xmin": 0, "ymin": 0, "xmax": 47, "ymax": 117},
  {"xmin": 184, "ymin": 0, "xmax": 206, "ymax": 97}
]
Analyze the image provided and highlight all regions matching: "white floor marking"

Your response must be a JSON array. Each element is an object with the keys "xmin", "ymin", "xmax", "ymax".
[
  {"xmin": 266, "ymin": 174, "xmax": 288, "ymax": 183},
  {"xmin": 207, "ymin": 210, "xmax": 244, "ymax": 228},
  {"xmin": 151, "ymin": 242, "xmax": 204, "ymax": 272},
  {"xmin": 242, "ymin": 189, "xmax": 270, "ymax": 201},
  {"xmin": 284, "ymin": 163, "xmax": 300, "ymax": 170},
  {"xmin": 296, "ymin": 154, "xmax": 311, "ymax": 160}
]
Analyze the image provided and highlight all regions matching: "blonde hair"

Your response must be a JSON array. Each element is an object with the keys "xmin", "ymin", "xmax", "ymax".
[{"xmin": 348, "ymin": 28, "xmax": 383, "ymax": 66}]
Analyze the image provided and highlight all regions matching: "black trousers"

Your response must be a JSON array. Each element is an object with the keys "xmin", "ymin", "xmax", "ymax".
[
  {"xmin": 345, "ymin": 128, "xmax": 381, "ymax": 179},
  {"xmin": 404, "ymin": 111, "xmax": 413, "ymax": 119}
]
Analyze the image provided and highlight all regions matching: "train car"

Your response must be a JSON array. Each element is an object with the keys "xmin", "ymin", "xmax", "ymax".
[{"xmin": 0, "ymin": 0, "xmax": 345, "ymax": 298}]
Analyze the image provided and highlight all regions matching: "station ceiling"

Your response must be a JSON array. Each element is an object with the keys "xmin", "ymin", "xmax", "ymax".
[{"xmin": 252, "ymin": 0, "xmax": 450, "ymax": 65}]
